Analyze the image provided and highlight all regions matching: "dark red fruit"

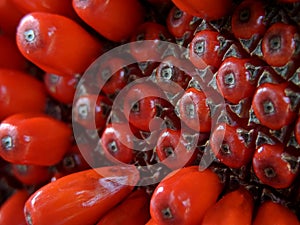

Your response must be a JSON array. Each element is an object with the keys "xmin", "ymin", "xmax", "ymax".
[
  {"xmin": 231, "ymin": 0, "xmax": 267, "ymax": 40},
  {"xmin": 251, "ymin": 82, "xmax": 298, "ymax": 130},
  {"xmin": 216, "ymin": 57, "xmax": 262, "ymax": 104},
  {"xmin": 177, "ymin": 87, "xmax": 211, "ymax": 132},
  {"xmin": 150, "ymin": 166, "xmax": 223, "ymax": 225},
  {"xmin": 210, "ymin": 123, "xmax": 255, "ymax": 169},
  {"xmin": 73, "ymin": 94, "xmax": 111, "ymax": 130},
  {"xmin": 202, "ymin": 188, "xmax": 254, "ymax": 225},
  {"xmin": 262, "ymin": 22, "xmax": 300, "ymax": 67},
  {"xmin": 189, "ymin": 30, "xmax": 230, "ymax": 71},
  {"xmin": 96, "ymin": 57, "xmax": 131, "ymax": 97},
  {"xmin": 100, "ymin": 122, "xmax": 136, "ymax": 164},
  {"xmin": 11, "ymin": 164, "xmax": 52, "ymax": 185},
  {"xmin": 155, "ymin": 128, "xmax": 198, "ymax": 169},
  {"xmin": 44, "ymin": 73, "xmax": 78, "ymax": 105},
  {"xmin": 122, "ymin": 82, "xmax": 171, "ymax": 132},
  {"xmin": 155, "ymin": 55, "xmax": 191, "ymax": 93},
  {"xmin": 130, "ymin": 22, "xmax": 173, "ymax": 62},
  {"xmin": 166, "ymin": 6, "xmax": 199, "ymax": 45},
  {"xmin": 252, "ymin": 143, "xmax": 299, "ymax": 189},
  {"xmin": 253, "ymin": 201, "xmax": 300, "ymax": 225}
]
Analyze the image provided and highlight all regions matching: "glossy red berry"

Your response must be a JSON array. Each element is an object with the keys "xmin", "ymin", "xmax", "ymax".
[
  {"xmin": 73, "ymin": 0, "xmax": 145, "ymax": 42},
  {"xmin": 216, "ymin": 57, "xmax": 261, "ymax": 104},
  {"xmin": 155, "ymin": 56, "xmax": 191, "ymax": 93},
  {"xmin": 253, "ymin": 201, "xmax": 300, "ymax": 225},
  {"xmin": 73, "ymin": 94, "xmax": 111, "ymax": 130},
  {"xmin": 202, "ymin": 188, "xmax": 254, "ymax": 225},
  {"xmin": 16, "ymin": 12, "xmax": 103, "ymax": 76},
  {"xmin": 251, "ymin": 82, "xmax": 298, "ymax": 130},
  {"xmin": 210, "ymin": 123, "xmax": 255, "ymax": 169},
  {"xmin": 96, "ymin": 57, "xmax": 131, "ymax": 97},
  {"xmin": 11, "ymin": 164, "xmax": 52, "ymax": 185},
  {"xmin": 0, "ymin": 0, "xmax": 24, "ymax": 37},
  {"xmin": 44, "ymin": 73, "xmax": 79, "ymax": 104},
  {"xmin": 130, "ymin": 22, "xmax": 173, "ymax": 62},
  {"xmin": 189, "ymin": 30, "xmax": 230, "ymax": 71},
  {"xmin": 122, "ymin": 82, "xmax": 171, "ymax": 132},
  {"xmin": 12, "ymin": 0, "xmax": 77, "ymax": 18},
  {"xmin": 231, "ymin": 0, "xmax": 267, "ymax": 40},
  {"xmin": 177, "ymin": 87, "xmax": 212, "ymax": 132},
  {"xmin": 96, "ymin": 189, "xmax": 150, "ymax": 225},
  {"xmin": 55, "ymin": 145, "xmax": 91, "ymax": 177},
  {"xmin": 155, "ymin": 129, "xmax": 198, "ymax": 169},
  {"xmin": 24, "ymin": 166, "xmax": 139, "ymax": 225},
  {"xmin": 150, "ymin": 166, "xmax": 223, "ymax": 225},
  {"xmin": 0, "ymin": 190, "xmax": 29, "ymax": 225},
  {"xmin": 171, "ymin": 0, "xmax": 233, "ymax": 21},
  {"xmin": 0, "ymin": 34, "xmax": 27, "ymax": 71},
  {"xmin": 262, "ymin": 22, "xmax": 300, "ymax": 67},
  {"xmin": 252, "ymin": 143, "xmax": 299, "ymax": 189},
  {"xmin": 0, "ymin": 69, "xmax": 47, "ymax": 120},
  {"xmin": 100, "ymin": 122, "xmax": 136, "ymax": 164},
  {"xmin": 166, "ymin": 6, "xmax": 199, "ymax": 45},
  {"xmin": 0, "ymin": 113, "xmax": 72, "ymax": 166}
]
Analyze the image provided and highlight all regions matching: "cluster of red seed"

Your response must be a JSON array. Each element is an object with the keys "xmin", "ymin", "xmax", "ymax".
[{"xmin": 0, "ymin": 0, "xmax": 299, "ymax": 224}]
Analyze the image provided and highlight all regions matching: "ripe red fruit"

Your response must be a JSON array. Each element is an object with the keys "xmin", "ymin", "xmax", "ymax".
[
  {"xmin": 12, "ymin": 0, "xmax": 77, "ymax": 18},
  {"xmin": 251, "ymin": 82, "xmax": 298, "ymax": 130},
  {"xmin": 130, "ymin": 22, "xmax": 174, "ymax": 62},
  {"xmin": 100, "ymin": 122, "xmax": 136, "ymax": 164},
  {"xmin": 155, "ymin": 56, "xmax": 192, "ymax": 93},
  {"xmin": 44, "ymin": 73, "xmax": 78, "ymax": 105},
  {"xmin": 171, "ymin": 0, "xmax": 233, "ymax": 21},
  {"xmin": 252, "ymin": 143, "xmax": 299, "ymax": 189},
  {"xmin": 96, "ymin": 57, "xmax": 131, "ymax": 97},
  {"xmin": 189, "ymin": 30, "xmax": 229, "ymax": 71},
  {"xmin": 0, "ymin": 0, "xmax": 24, "ymax": 37},
  {"xmin": 0, "ymin": 113, "xmax": 72, "ymax": 166},
  {"xmin": 0, "ymin": 69, "xmax": 47, "ymax": 120},
  {"xmin": 0, "ymin": 34, "xmax": 27, "ymax": 71},
  {"xmin": 73, "ymin": 0, "xmax": 145, "ymax": 42},
  {"xmin": 55, "ymin": 145, "xmax": 91, "ymax": 176},
  {"xmin": 11, "ymin": 164, "xmax": 52, "ymax": 185},
  {"xmin": 150, "ymin": 166, "xmax": 223, "ymax": 225},
  {"xmin": 177, "ymin": 87, "xmax": 212, "ymax": 132},
  {"xmin": 96, "ymin": 189, "xmax": 150, "ymax": 225},
  {"xmin": 253, "ymin": 201, "xmax": 300, "ymax": 225},
  {"xmin": 231, "ymin": 0, "xmax": 267, "ymax": 40},
  {"xmin": 262, "ymin": 22, "xmax": 300, "ymax": 67},
  {"xmin": 166, "ymin": 6, "xmax": 199, "ymax": 45},
  {"xmin": 155, "ymin": 128, "xmax": 198, "ymax": 169},
  {"xmin": 16, "ymin": 12, "xmax": 103, "ymax": 76},
  {"xmin": 24, "ymin": 166, "xmax": 140, "ymax": 225},
  {"xmin": 216, "ymin": 57, "xmax": 262, "ymax": 104},
  {"xmin": 73, "ymin": 94, "xmax": 111, "ymax": 130},
  {"xmin": 0, "ymin": 190, "xmax": 29, "ymax": 225},
  {"xmin": 201, "ymin": 188, "xmax": 254, "ymax": 225},
  {"xmin": 210, "ymin": 123, "xmax": 255, "ymax": 169},
  {"xmin": 122, "ymin": 81, "xmax": 171, "ymax": 132}
]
